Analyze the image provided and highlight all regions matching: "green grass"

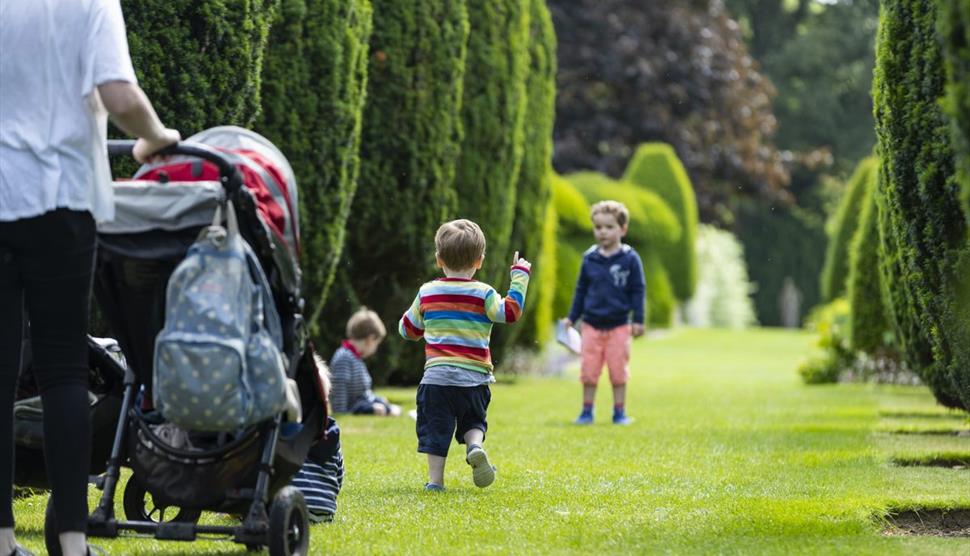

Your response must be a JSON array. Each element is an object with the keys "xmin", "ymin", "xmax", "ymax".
[{"xmin": 13, "ymin": 328, "xmax": 970, "ymax": 554}]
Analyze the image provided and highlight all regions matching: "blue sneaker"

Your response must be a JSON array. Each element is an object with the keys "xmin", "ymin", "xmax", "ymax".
[
  {"xmin": 424, "ymin": 482, "xmax": 446, "ymax": 492},
  {"xmin": 612, "ymin": 413, "xmax": 633, "ymax": 425},
  {"xmin": 574, "ymin": 412, "xmax": 594, "ymax": 425}
]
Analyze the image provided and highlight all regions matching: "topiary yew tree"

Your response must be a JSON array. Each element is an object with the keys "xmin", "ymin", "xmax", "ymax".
[
  {"xmin": 820, "ymin": 157, "xmax": 877, "ymax": 302},
  {"xmin": 256, "ymin": 0, "xmax": 373, "ymax": 335},
  {"xmin": 622, "ymin": 143, "xmax": 699, "ymax": 303},
  {"xmin": 334, "ymin": 0, "xmax": 470, "ymax": 383},
  {"xmin": 121, "ymin": 0, "xmax": 277, "ymax": 134},
  {"xmin": 454, "ymin": 0, "xmax": 531, "ymax": 290},
  {"xmin": 496, "ymin": 0, "xmax": 558, "ymax": 352},
  {"xmin": 873, "ymin": 0, "xmax": 968, "ymax": 410},
  {"xmin": 846, "ymin": 168, "xmax": 892, "ymax": 354}
]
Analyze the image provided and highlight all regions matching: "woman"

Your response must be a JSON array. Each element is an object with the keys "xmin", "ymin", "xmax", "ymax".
[{"xmin": 0, "ymin": 1, "xmax": 179, "ymax": 554}]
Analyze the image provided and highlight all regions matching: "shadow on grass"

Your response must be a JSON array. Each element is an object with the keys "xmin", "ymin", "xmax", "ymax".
[
  {"xmin": 880, "ymin": 507, "xmax": 970, "ymax": 537},
  {"xmin": 891, "ymin": 453, "xmax": 970, "ymax": 469}
]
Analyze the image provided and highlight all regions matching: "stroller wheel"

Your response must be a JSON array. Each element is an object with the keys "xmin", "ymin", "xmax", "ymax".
[
  {"xmin": 123, "ymin": 479, "xmax": 202, "ymax": 524},
  {"xmin": 44, "ymin": 496, "xmax": 64, "ymax": 556},
  {"xmin": 268, "ymin": 486, "xmax": 310, "ymax": 556}
]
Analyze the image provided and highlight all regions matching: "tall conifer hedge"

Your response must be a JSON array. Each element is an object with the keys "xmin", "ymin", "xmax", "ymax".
[
  {"xmin": 622, "ymin": 143, "xmax": 699, "ymax": 303},
  {"xmin": 335, "ymin": 0, "xmax": 469, "ymax": 383},
  {"xmin": 846, "ymin": 169, "xmax": 891, "ymax": 353},
  {"xmin": 121, "ymin": 0, "xmax": 276, "ymax": 133},
  {"xmin": 820, "ymin": 157, "xmax": 878, "ymax": 302},
  {"xmin": 873, "ymin": 0, "xmax": 968, "ymax": 410},
  {"xmin": 454, "ymin": 0, "xmax": 531, "ymax": 289},
  {"xmin": 497, "ymin": 0, "xmax": 558, "ymax": 351},
  {"xmin": 256, "ymin": 0, "xmax": 372, "ymax": 334}
]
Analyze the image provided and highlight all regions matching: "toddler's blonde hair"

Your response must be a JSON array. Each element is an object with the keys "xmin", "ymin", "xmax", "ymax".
[
  {"xmin": 590, "ymin": 200, "xmax": 630, "ymax": 227},
  {"xmin": 435, "ymin": 219, "xmax": 486, "ymax": 271}
]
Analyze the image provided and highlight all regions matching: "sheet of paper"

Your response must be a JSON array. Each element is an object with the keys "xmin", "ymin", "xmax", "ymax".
[{"xmin": 556, "ymin": 320, "xmax": 582, "ymax": 355}]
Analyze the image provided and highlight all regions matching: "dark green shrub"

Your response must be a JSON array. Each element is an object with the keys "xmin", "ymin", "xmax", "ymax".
[
  {"xmin": 335, "ymin": 0, "xmax": 469, "ymax": 383},
  {"xmin": 256, "ymin": 0, "xmax": 372, "ymax": 335},
  {"xmin": 564, "ymin": 171, "xmax": 680, "ymax": 328},
  {"xmin": 496, "ymin": 0, "xmax": 557, "ymax": 352},
  {"xmin": 938, "ymin": 0, "xmax": 970, "ymax": 214},
  {"xmin": 735, "ymin": 200, "xmax": 827, "ymax": 327},
  {"xmin": 622, "ymin": 143, "xmax": 699, "ymax": 302},
  {"xmin": 846, "ymin": 168, "xmax": 893, "ymax": 354},
  {"xmin": 121, "ymin": 0, "xmax": 276, "ymax": 133},
  {"xmin": 454, "ymin": 0, "xmax": 531, "ymax": 288},
  {"xmin": 873, "ymin": 0, "xmax": 968, "ymax": 410},
  {"xmin": 820, "ymin": 157, "xmax": 877, "ymax": 302}
]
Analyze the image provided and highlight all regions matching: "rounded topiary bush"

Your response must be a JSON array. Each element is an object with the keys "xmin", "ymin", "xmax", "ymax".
[
  {"xmin": 622, "ymin": 143, "xmax": 699, "ymax": 303},
  {"xmin": 454, "ymin": 0, "xmax": 531, "ymax": 288},
  {"xmin": 256, "ymin": 0, "xmax": 372, "ymax": 335},
  {"xmin": 336, "ymin": 0, "xmax": 469, "ymax": 383},
  {"xmin": 685, "ymin": 225, "xmax": 757, "ymax": 328},
  {"xmin": 873, "ymin": 0, "xmax": 968, "ymax": 409},
  {"xmin": 846, "ymin": 168, "xmax": 892, "ymax": 354},
  {"xmin": 820, "ymin": 156, "xmax": 877, "ymax": 302}
]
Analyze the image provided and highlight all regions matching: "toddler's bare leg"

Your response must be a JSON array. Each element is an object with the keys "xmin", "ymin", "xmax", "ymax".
[
  {"xmin": 428, "ymin": 454, "xmax": 446, "ymax": 486},
  {"xmin": 463, "ymin": 428, "xmax": 484, "ymax": 448},
  {"xmin": 612, "ymin": 384, "xmax": 626, "ymax": 407},
  {"xmin": 583, "ymin": 384, "xmax": 596, "ymax": 405}
]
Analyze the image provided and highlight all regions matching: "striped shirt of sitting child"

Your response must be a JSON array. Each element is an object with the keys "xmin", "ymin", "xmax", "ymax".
[{"xmin": 398, "ymin": 265, "xmax": 530, "ymax": 374}]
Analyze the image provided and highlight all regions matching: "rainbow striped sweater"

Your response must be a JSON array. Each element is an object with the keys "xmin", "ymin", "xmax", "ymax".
[{"xmin": 398, "ymin": 266, "xmax": 531, "ymax": 374}]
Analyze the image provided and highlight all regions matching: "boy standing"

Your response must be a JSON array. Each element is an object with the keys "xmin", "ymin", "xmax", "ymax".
[
  {"xmin": 399, "ymin": 219, "xmax": 530, "ymax": 491},
  {"xmin": 329, "ymin": 307, "xmax": 402, "ymax": 416},
  {"xmin": 563, "ymin": 201, "xmax": 645, "ymax": 425}
]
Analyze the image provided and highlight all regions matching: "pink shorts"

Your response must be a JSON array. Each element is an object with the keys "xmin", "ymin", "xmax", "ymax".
[{"xmin": 579, "ymin": 322, "xmax": 631, "ymax": 386}]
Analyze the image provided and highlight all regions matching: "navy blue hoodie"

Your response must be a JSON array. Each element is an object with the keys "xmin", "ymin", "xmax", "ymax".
[{"xmin": 567, "ymin": 244, "xmax": 646, "ymax": 329}]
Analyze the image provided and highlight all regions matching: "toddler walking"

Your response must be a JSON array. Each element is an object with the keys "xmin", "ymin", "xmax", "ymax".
[{"xmin": 399, "ymin": 219, "xmax": 530, "ymax": 491}]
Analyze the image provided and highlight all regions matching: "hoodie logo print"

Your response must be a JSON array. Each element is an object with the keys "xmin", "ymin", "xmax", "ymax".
[{"xmin": 610, "ymin": 264, "xmax": 629, "ymax": 287}]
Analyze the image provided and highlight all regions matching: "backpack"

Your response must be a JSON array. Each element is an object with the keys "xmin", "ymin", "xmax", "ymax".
[{"xmin": 153, "ymin": 201, "xmax": 287, "ymax": 431}]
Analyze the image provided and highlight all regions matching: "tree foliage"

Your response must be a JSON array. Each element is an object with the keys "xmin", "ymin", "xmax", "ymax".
[
  {"xmin": 873, "ymin": 0, "xmax": 968, "ymax": 410},
  {"xmin": 622, "ymin": 143, "xmax": 699, "ymax": 302},
  {"xmin": 455, "ymin": 0, "xmax": 531, "ymax": 288},
  {"xmin": 846, "ymin": 169, "xmax": 891, "ymax": 354},
  {"xmin": 256, "ymin": 0, "xmax": 372, "ymax": 334},
  {"xmin": 545, "ymin": 0, "xmax": 789, "ymax": 219},
  {"xmin": 820, "ymin": 157, "xmax": 877, "ymax": 302},
  {"xmin": 333, "ymin": 0, "xmax": 469, "ymax": 383},
  {"xmin": 496, "ymin": 0, "xmax": 558, "ymax": 351},
  {"xmin": 121, "ymin": 0, "xmax": 276, "ymax": 133}
]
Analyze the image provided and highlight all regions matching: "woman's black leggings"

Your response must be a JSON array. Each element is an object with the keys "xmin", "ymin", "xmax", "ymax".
[{"xmin": 0, "ymin": 209, "xmax": 95, "ymax": 533}]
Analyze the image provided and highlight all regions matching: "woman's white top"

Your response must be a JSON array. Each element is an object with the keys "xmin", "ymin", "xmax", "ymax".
[{"xmin": 0, "ymin": 0, "xmax": 137, "ymax": 222}]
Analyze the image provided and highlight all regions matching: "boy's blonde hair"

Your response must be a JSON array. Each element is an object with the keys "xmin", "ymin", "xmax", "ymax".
[
  {"xmin": 346, "ymin": 307, "xmax": 386, "ymax": 340},
  {"xmin": 590, "ymin": 200, "xmax": 630, "ymax": 227},
  {"xmin": 435, "ymin": 219, "xmax": 486, "ymax": 271}
]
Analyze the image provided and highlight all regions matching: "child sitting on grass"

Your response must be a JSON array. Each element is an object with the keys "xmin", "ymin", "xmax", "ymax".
[
  {"xmin": 399, "ymin": 219, "xmax": 531, "ymax": 491},
  {"xmin": 563, "ymin": 200, "xmax": 646, "ymax": 425},
  {"xmin": 329, "ymin": 307, "xmax": 402, "ymax": 416}
]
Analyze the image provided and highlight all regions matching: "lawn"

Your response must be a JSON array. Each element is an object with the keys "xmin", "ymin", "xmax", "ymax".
[{"xmin": 13, "ymin": 328, "xmax": 970, "ymax": 554}]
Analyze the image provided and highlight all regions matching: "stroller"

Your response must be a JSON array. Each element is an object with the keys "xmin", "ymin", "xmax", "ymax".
[{"xmin": 30, "ymin": 127, "xmax": 326, "ymax": 556}]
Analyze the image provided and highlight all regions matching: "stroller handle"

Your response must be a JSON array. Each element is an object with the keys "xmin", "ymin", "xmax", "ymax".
[{"xmin": 107, "ymin": 140, "xmax": 243, "ymax": 194}]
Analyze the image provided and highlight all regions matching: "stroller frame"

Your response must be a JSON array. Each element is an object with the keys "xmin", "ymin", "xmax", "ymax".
[{"xmin": 42, "ymin": 139, "xmax": 316, "ymax": 555}]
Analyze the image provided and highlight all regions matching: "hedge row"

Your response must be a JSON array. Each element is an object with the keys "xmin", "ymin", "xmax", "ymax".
[
  {"xmin": 455, "ymin": 0, "xmax": 531, "ymax": 289},
  {"xmin": 820, "ymin": 157, "xmax": 877, "ymax": 302},
  {"xmin": 622, "ymin": 143, "xmax": 698, "ymax": 303},
  {"xmin": 873, "ymin": 0, "xmax": 968, "ymax": 410},
  {"xmin": 256, "ymin": 0, "xmax": 372, "ymax": 335},
  {"xmin": 496, "ymin": 0, "xmax": 558, "ymax": 351},
  {"xmin": 846, "ymin": 168, "xmax": 891, "ymax": 354},
  {"xmin": 336, "ymin": 0, "xmax": 470, "ymax": 383}
]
